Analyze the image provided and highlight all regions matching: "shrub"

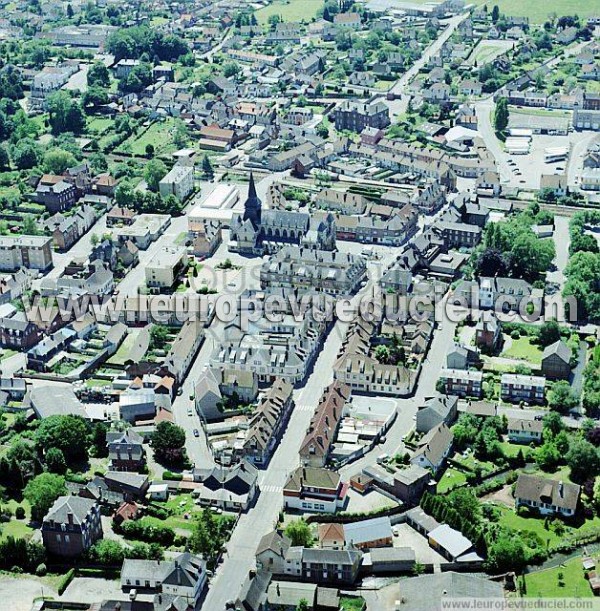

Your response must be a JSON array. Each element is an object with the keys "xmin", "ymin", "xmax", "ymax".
[
  {"xmin": 15, "ymin": 506, "xmax": 25, "ymax": 520},
  {"xmin": 162, "ymin": 471, "xmax": 183, "ymax": 481},
  {"xmin": 57, "ymin": 568, "xmax": 75, "ymax": 595},
  {"xmin": 35, "ymin": 563, "xmax": 47, "ymax": 576}
]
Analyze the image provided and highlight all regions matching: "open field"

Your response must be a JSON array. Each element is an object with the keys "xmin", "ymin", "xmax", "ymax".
[
  {"xmin": 524, "ymin": 556, "xmax": 594, "ymax": 598},
  {"xmin": 116, "ymin": 119, "xmax": 178, "ymax": 156},
  {"xmin": 474, "ymin": 0, "xmax": 598, "ymax": 23},
  {"xmin": 501, "ymin": 336, "xmax": 543, "ymax": 364},
  {"xmin": 469, "ymin": 39, "xmax": 513, "ymax": 66},
  {"xmin": 255, "ymin": 0, "xmax": 322, "ymax": 24}
]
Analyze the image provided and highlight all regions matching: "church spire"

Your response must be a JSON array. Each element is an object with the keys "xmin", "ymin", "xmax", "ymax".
[{"xmin": 243, "ymin": 171, "xmax": 262, "ymax": 229}]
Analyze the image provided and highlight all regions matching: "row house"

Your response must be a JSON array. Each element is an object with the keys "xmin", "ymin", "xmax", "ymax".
[
  {"xmin": 283, "ymin": 466, "xmax": 348, "ymax": 514},
  {"xmin": 501, "ymin": 373, "xmax": 545, "ymax": 405},
  {"xmin": 439, "ymin": 368, "xmax": 483, "ymax": 398}
]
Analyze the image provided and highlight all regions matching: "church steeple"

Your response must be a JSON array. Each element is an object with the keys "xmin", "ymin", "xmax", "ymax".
[{"xmin": 243, "ymin": 171, "xmax": 262, "ymax": 229}]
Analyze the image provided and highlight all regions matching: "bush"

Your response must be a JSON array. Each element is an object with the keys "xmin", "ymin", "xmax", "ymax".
[
  {"xmin": 162, "ymin": 471, "xmax": 183, "ymax": 481},
  {"xmin": 57, "ymin": 568, "xmax": 75, "ymax": 595},
  {"xmin": 511, "ymin": 330, "xmax": 521, "ymax": 340},
  {"xmin": 35, "ymin": 563, "xmax": 47, "ymax": 576},
  {"xmin": 15, "ymin": 506, "xmax": 25, "ymax": 520}
]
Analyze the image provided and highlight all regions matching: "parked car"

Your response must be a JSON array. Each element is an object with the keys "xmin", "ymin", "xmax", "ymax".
[{"xmin": 193, "ymin": 429, "xmax": 200, "ymax": 437}]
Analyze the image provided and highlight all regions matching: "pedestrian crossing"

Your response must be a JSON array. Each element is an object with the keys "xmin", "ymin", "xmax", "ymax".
[
  {"xmin": 260, "ymin": 484, "xmax": 282, "ymax": 494},
  {"xmin": 295, "ymin": 404, "xmax": 315, "ymax": 412}
]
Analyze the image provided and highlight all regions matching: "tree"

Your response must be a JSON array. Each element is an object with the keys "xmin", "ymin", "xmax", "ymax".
[
  {"xmin": 21, "ymin": 214, "xmax": 39, "ymax": 236},
  {"xmin": 82, "ymin": 86, "xmax": 109, "ymax": 109},
  {"xmin": 89, "ymin": 152, "xmax": 108, "ymax": 174},
  {"xmin": 0, "ymin": 145, "xmax": 9, "ymax": 170},
  {"xmin": 24, "ymin": 473, "xmax": 67, "ymax": 521},
  {"xmin": 539, "ymin": 320, "xmax": 561, "ymax": 347},
  {"xmin": 285, "ymin": 519, "xmax": 312, "ymax": 547},
  {"xmin": 87, "ymin": 62, "xmax": 110, "ymax": 89},
  {"xmin": 35, "ymin": 415, "xmax": 89, "ymax": 463},
  {"xmin": 91, "ymin": 422, "xmax": 108, "ymax": 457},
  {"xmin": 543, "ymin": 411, "xmax": 564, "ymax": 437},
  {"xmin": 151, "ymin": 421, "xmax": 186, "ymax": 464},
  {"xmin": 202, "ymin": 154, "xmax": 214, "ymax": 179},
  {"xmin": 46, "ymin": 91, "xmax": 86, "ymax": 135},
  {"xmin": 491, "ymin": 4, "xmax": 500, "ymax": 22},
  {"xmin": 144, "ymin": 158, "xmax": 168, "ymax": 192},
  {"xmin": 566, "ymin": 439, "xmax": 600, "ymax": 483},
  {"xmin": 45, "ymin": 448, "xmax": 67, "ymax": 475},
  {"xmin": 43, "ymin": 148, "xmax": 76, "ymax": 174},
  {"xmin": 297, "ymin": 600, "xmax": 310, "ymax": 611},
  {"xmin": 536, "ymin": 441, "xmax": 560, "ymax": 471},
  {"xmin": 66, "ymin": 3, "xmax": 74, "ymax": 18},
  {"xmin": 486, "ymin": 537, "xmax": 526, "ymax": 572},
  {"xmin": 172, "ymin": 120, "xmax": 188, "ymax": 149},
  {"xmin": 223, "ymin": 62, "xmax": 241, "ymax": 78},
  {"xmin": 145, "ymin": 144, "xmax": 155, "ymax": 158},
  {"xmin": 11, "ymin": 139, "xmax": 41, "ymax": 170},
  {"xmin": 493, "ymin": 97, "xmax": 509, "ymax": 135},
  {"xmin": 150, "ymin": 324, "xmax": 169, "ymax": 350},
  {"xmin": 547, "ymin": 381, "xmax": 579, "ymax": 413},
  {"xmin": 88, "ymin": 539, "xmax": 125, "ymax": 566}
]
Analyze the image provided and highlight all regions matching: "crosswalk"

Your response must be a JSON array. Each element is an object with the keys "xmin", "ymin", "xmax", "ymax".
[
  {"xmin": 260, "ymin": 484, "xmax": 282, "ymax": 494},
  {"xmin": 295, "ymin": 404, "xmax": 315, "ymax": 413}
]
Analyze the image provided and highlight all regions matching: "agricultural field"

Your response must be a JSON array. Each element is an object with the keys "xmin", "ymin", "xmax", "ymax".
[
  {"xmin": 468, "ymin": 39, "xmax": 513, "ymax": 66},
  {"xmin": 475, "ymin": 0, "xmax": 598, "ymax": 23},
  {"xmin": 255, "ymin": 0, "xmax": 322, "ymax": 24}
]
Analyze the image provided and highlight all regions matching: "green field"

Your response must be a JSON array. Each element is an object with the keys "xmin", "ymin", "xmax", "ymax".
[
  {"xmin": 255, "ymin": 0, "xmax": 322, "ymax": 24},
  {"xmin": 469, "ymin": 39, "xmax": 513, "ymax": 66},
  {"xmin": 524, "ymin": 556, "xmax": 594, "ymax": 598},
  {"xmin": 476, "ymin": 0, "xmax": 599, "ymax": 24},
  {"xmin": 501, "ymin": 336, "xmax": 543, "ymax": 364},
  {"xmin": 117, "ymin": 119, "xmax": 178, "ymax": 157},
  {"xmin": 437, "ymin": 468, "xmax": 467, "ymax": 493}
]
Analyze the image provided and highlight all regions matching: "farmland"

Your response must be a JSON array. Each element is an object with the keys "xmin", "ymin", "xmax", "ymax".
[{"xmin": 255, "ymin": 0, "xmax": 322, "ymax": 24}]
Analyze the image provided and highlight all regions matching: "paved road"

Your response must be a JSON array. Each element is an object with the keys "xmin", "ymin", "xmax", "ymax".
[
  {"xmin": 382, "ymin": 13, "xmax": 469, "ymax": 120},
  {"xmin": 546, "ymin": 215, "xmax": 570, "ymax": 291}
]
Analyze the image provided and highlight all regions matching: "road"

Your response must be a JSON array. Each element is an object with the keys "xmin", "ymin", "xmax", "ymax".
[
  {"xmin": 382, "ymin": 13, "xmax": 469, "ymax": 120},
  {"xmin": 546, "ymin": 215, "xmax": 570, "ymax": 291}
]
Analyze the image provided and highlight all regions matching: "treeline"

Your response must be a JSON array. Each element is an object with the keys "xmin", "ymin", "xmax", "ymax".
[{"xmin": 107, "ymin": 26, "xmax": 189, "ymax": 62}]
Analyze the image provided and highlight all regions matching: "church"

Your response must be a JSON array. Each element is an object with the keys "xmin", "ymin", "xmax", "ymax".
[{"xmin": 229, "ymin": 173, "xmax": 336, "ymax": 255}]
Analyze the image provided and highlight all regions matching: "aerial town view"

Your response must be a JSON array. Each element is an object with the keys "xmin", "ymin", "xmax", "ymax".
[{"xmin": 0, "ymin": 0, "xmax": 600, "ymax": 609}]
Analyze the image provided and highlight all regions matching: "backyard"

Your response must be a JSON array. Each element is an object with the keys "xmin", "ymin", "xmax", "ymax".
[
  {"xmin": 500, "ymin": 336, "xmax": 543, "ymax": 365},
  {"xmin": 524, "ymin": 556, "xmax": 594, "ymax": 598},
  {"xmin": 116, "ymin": 119, "xmax": 179, "ymax": 157},
  {"xmin": 468, "ymin": 39, "xmax": 513, "ymax": 66}
]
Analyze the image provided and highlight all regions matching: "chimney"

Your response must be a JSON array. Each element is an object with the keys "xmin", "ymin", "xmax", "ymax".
[
  {"xmin": 67, "ymin": 512, "xmax": 74, "ymax": 525},
  {"xmin": 559, "ymin": 481, "xmax": 564, "ymax": 497}
]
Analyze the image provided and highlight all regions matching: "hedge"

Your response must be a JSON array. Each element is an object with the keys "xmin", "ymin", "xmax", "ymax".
[
  {"xmin": 162, "ymin": 471, "xmax": 183, "ymax": 481},
  {"xmin": 57, "ymin": 568, "xmax": 75, "ymax": 595}
]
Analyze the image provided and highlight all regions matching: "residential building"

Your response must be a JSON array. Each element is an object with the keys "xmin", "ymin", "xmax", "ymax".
[
  {"xmin": 121, "ymin": 552, "xmax": 207, "ymax": 604},
  {"xmin": 333, "ymin": 12, "xmax": 361, "ymax": 29},
  {"xmin": 439, "ymin": 368, "xmax": 483, "ymax": 398},
  {"xmin": 416, "ymin": 395, "xmax": 459, "ymax": 433},
  {"xmin": 107, "ymin": 429, "xmax": 145, "ymax": 472},
  {"xmin": 333, "ymin": 100, "xmax": 390, "ymax": 133},
  {"xmin": 35, "ymin": 179, "xmax": 78, "ymax": 213},
  {"xmin": 283, "ymin": 466, "xmax": 348, "ymax": 513},
  {"xmin": 145, "ymin": 247, "xmax": 187, "ymax": 292},
  {"xmin": 515, "ymin": 474, "xmax": 580, "ymax": 517},
  {"xmin": 158, "ymin": 165, "xmax": 194, "ymax": 201},
  {"xmin": 507, "ymin": 418, "xmax": 543, "ymax": 444},
  {"xmin": 318, "ymin": 523, "xmax": 345, "ymax": 550},
  {"xmin": 475, "ymin": 314, "xmax": 501, "ymax": 350},
  {"xmin": 501, "ymin": 374, "xmax": 545, "ymax": 404},
  {"xmin": 241, "ymin": 378, "xmax": 294, "ymax": 466},
  {"xmin": 410, "ymin": 422, "xmax": 453, "ymax": 475},
  {"xmin": 299, "ymin": 381, "xmax": 350, "ymax": 467},
  {"xmin": 256, "ymin": 530, "xmax": 291, "ymax": 574},
  {"xmin": 541, "ymin": 340, "xmax": 571, "ymax": 380},
  {"xmin": 300, "ymin": 548, "xmax": 362, "ymax": 585},
  {"xmin": 42, "ymin": 496, "xmax": 103, "ymax": 557},
  {"xmin": 191, "ymin": 461, "xmax": 258, "ymax": 512},
  {"xmin": 446, "ymin": 343, "xmax": 480, "ymax": 370},
  {"xmin": 0, "ymin": 236, "xmax": 53, "ymax": 272}
]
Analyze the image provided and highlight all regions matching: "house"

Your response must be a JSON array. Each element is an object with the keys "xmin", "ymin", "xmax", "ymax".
[
  {"xmin": 318, "ymin": 523, "xmax": 345, "ymax": 550},
  {"xmin": 445, "ymin": 343, "xmax": 480, "ymax": 371},
  {"xmin": 343, "ymin": 516, "xmax": 392, "ymax": 550},
  {"xmin": 333, "ymin": 12, "xmax": 361, "ymax": 30},
  {"xmin": 0, "ymin": 236, "xmax": 53, "ymax": 272},
  {"xmin": 35, "ymin": 179, "xmax": 78, "ymax": 213},
  {"xmin": 411, "ymin": 422, "xmax": 453, "ymax": 475},
  {"xmin": 333, "ymin": 100, "xmax": 390, "ymax": 133},
  {"xmin": 267, "ymin": 582, "xmax": 318, "ymax": 610},
  {"xmin": 369, "ymin": 547, "xmax": 416, "ymax": 574},
  {"xmin": 299, "ymin": 381, "xmax": 350, "ymax": 467},
  {"xmin": 144, "ymin": 247, "xmax": 187, "ymax": 292},
  {"xmin": 416, "ymin": 395, "xmax": 459, "ymax": 433},
  {"xmin": 104, "ymin": 471, "xmax": 150, "ymax": 501},
  {"xmin": 301, "ymin": 548, "xmax": 362, "ymax": 585},
  {"xmin": 256, "ymin": 530, "xmax": 291, "ymax": 574},
  {"xmin": 283, "ymin": 466, "xmax": 348, "ymax": 514},
  {"xmin": 475, "ymin": 314, "xmax": 501, "ymax": 350},
  {"xmin": 42, "ymin": 496, "xmax": 103, "ymax": 557},
  {"xmin": 241, "ymin": 378, "xmax": 294, "ymax": 467},
  {"xmin": 121, "ymin": 552, "xmax": 207, "ymax": 604},
  {"xmin": 515, "ymin": 474, "xmax": 580, "ymax": 517},
  {"xmin": 107, "ymin": 206, "xmax": 136, "ymax": 227},
  {"xmin": 192, "ymin": 461, "xmax": 258, "ymax": 512},
  {"xmin": 541, "ymin": 340, "xmax": 571, "ymax": 380},
  {"xmin": 540, "ymin": 173, "xmax": 568, "ymax": 197},
  {"xmin": 459, "ymin": 80, "xmax": 482, "ymax": 96},
  {"xmin": 507, "ymin": 418, "xmax": 543, "ymax": 444},
  {"xmin": 501, "ymin": 374, "xmax": 545, "ymax": 404},
  {"xmin": 106, "ymin": 429, "xmax": 145, "ymax": 472}
]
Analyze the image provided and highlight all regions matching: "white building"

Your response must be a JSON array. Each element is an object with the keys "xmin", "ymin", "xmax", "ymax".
[
  {"xmin": 145, "ymin": 247, "xmax": 188, "ymax": 291},
  {"xmin": 0, "ymin": 236, "xmax": 53, "ymax": 272},
  {"xmin": 159, "ymin": 165, "xmax": 194, "ymax": 201}
]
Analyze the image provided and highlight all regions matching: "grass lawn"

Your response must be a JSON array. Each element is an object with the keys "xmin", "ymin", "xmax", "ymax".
[
  {"xmin": 1, "ymin": 498, "xmax": 33, "ymax": 541},
  {"xmin": 106, "ymin": 331, "xmax": 143, "ymax": 366},
  {"xmin": 499, "ymin": 440, "xmax": 531, "ymax": 459},
  {"xmin": 117, "ymin": 119, "xmax": 178, "ymax": 157},
  {"xmin": 501, "ymin": 336, "xmax": 543, "ymax": 365},
  {"xmin": 255, "ymin": 0, "xmax": 322, "ymax": 24},
  {"xmin": 339, "ymin": 596, "xmax": 366, "ymax": 611},
  {"xmin": 437, "ymin": 468, "xmax": 467, "ymax": 493},
  {"xmin": 469, "ymin": 39, "xmax": 513, "ymax": 66},
  {"xmin": 524, "ymin": 556, "xmax": 594, "ymax": 598},
  {"xmin": 494, "ymin": 505, "xmax": 564, "ymax": 548},
  {"xmin": 86, "ymin": 116, "xmax": 113, "ymax": 134},
  {"xmin": 510, "ymin": 108, "xmax": 572, "ymax": 119}
]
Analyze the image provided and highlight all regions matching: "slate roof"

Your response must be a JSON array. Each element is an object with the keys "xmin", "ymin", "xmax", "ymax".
[
  {"xmin": 515, "ymin": 474, "xmax": 580, "ymax": 512},
  {"xmin": 44, "ymin": 495, "xmax": 96, "ymax": 525},
  {"xmin": 542, "ymin": 340, "xmax": 571, "ymax": 365}
]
